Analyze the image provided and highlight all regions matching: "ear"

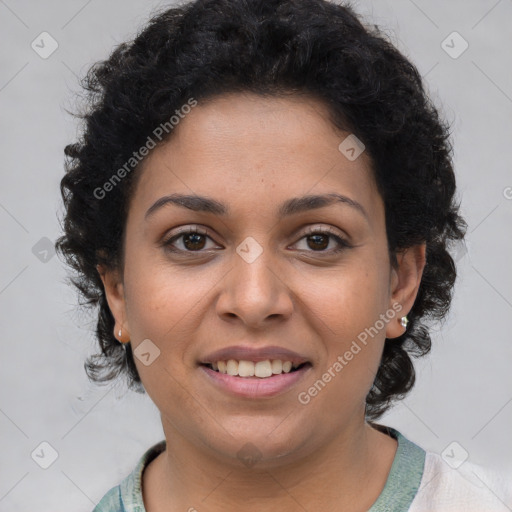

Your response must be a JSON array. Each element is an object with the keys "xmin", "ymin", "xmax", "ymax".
[
  {"xmin": 96, "ymin": 263, "xmax": 130, "ymax": 342},
  {"xmin": 385, "ymin": 243, "xmax": 426, "ymax": 339}
]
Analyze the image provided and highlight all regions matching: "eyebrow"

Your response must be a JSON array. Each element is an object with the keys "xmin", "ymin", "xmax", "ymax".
[{"xmin": 144, "ymin": 192, "xmax": 369, "ymax": 221}]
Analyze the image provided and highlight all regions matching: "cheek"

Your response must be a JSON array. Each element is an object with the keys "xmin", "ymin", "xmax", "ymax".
[
  {"xmin": 123, "ymin": 253, "xmax": 226, "ymax": 382},
  {"xmin": 123, "ymin": 244, "xmax": 203, "ymax": 332},
  {"xmin": 312, "ymin": 257, "xmax": 389, "ymax": 396},
  {"xmin": 123, "ymin": 262, "xmax": 201, "ymax": 407},
  {"xmin": 317, "ymin": 259, "xmax": 389, "ymax": 336}
]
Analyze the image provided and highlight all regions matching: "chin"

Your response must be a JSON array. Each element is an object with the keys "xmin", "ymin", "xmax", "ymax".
[{"xmin": 201, "ymin": 419, "xmax": 313, "ymax": 469}]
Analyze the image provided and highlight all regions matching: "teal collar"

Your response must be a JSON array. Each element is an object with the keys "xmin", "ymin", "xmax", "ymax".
[
  {"xmin": 368, "ymin": 424, "xmax": 426, "ymax": 511},
  {"xmin": 118, "ymin": 425, "xmax": 425, "ymax": 511}
]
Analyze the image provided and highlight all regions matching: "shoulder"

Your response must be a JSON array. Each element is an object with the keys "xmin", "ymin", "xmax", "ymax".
[
  {"xmin": 92, "ymin": 484, "xmax": 123, "ymax": 512},
  {"xmin": 410, "ymin": 451, "xmax": 512, "ymax": 512},
  {"xmin": 91, "ymin": 440, "xmax": 167, "ymax": 512}
]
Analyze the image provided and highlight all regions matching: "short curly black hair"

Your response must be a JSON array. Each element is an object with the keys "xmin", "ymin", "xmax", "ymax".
[{"xmin": 55, "ymin": 0, "xmax": 466, "ymax": 421}]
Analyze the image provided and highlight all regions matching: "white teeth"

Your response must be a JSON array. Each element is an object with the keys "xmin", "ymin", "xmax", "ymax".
[
  {"xmin": 254, "ymin": 360, "xmax": 272, "ymax": 378},
  {"xmin": 226, "ymin": 359, "xmax": 238, "ymax": 376},
  {"xmin": 238, "ymin": 360, "xmax": 255, "ymax": 377},
  {"xmin": 208, "ymin": 359, "xmax": 302, "ymax": 378},
  {"xmin": 271, "ymin": 360, "xmax": 282, "ymax": 374}
]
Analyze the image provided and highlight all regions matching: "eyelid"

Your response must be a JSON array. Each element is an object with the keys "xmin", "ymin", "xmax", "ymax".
[
  {"xmin": 168, "ymin": 225, "xmax": 210, "ymax": 237},
  {"xmin": 161, "ymin": 225, "xmax": 216, "ymax": 245},
  {"xmin": 300, "ymin": 224, "xmax": 347, "ymax": 239}
]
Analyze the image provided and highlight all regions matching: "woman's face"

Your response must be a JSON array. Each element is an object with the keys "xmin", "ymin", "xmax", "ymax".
[{"xmin": 101, "ymin": 92, "xmax": 424, "ymax": 467}]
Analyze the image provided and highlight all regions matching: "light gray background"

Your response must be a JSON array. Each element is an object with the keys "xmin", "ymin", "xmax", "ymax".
[{"xmin": 1, "ymin": 0, "xmax": 511, "ymax": 510}]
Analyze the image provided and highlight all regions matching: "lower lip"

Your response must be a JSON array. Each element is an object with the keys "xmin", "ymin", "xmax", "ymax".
[{"xmin": 200, "ymin": 364, "xmax": 312, "ymax": 399}]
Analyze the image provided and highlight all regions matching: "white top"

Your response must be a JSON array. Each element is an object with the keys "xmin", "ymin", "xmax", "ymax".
[{"xmin": 409, "ymin": 450, "xmax": 512, "ymax": 511}]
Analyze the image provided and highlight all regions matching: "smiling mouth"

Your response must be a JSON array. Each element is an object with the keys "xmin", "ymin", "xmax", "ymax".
[{"xmin": 201, "ymin": 360, "xmax": 311, "ymax": 378}]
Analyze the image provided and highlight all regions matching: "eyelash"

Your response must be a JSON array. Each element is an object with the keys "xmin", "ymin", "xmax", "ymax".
[{"xmin": 161, "ymin": 226, "xmax": 351, "ymax": 256}]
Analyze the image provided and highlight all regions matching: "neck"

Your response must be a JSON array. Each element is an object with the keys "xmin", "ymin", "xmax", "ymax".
[{"xmin": 143, "ymin": 417, "xmax": 397, "ymax": 512}]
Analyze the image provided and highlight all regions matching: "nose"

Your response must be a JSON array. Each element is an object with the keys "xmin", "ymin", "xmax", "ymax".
[{"xmin": 215, "ymin": 241, "xmax": 294, "ymax": 329}]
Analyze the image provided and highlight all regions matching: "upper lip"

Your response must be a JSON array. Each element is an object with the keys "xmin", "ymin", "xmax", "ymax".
[{"xmin": 200, "ymin": 345, "xmax": 310, "ymax": 365}]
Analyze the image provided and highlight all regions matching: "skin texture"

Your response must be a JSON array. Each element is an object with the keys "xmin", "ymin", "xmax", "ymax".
[{"xmin": 98, "ymin": 92, "xmax": 426, "ymax": 511}]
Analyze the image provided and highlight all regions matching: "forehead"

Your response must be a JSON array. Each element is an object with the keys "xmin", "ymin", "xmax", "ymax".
[{"xmin": 128, "ymin": 92, "xmax": 381, "ymax": 223}]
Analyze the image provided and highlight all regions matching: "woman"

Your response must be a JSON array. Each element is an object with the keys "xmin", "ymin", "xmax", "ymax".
[{"xmin": 55, "ymin": 0, "xmax": 510, "ymax": 510}]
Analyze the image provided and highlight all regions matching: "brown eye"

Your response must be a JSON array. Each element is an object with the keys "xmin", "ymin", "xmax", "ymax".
[
  {"xmin": 294, "ymin": 228, "xmax": 351, "ymax": 255},
  {"xmin": 306, "ymin": 233, "xmax": 329, "ymax": 251},
  {"xmin": 181, "ymin": 232, "xmax": 207, "ymax": 250},
  {"xmin": 162, "ymin": 227, "xmax": 218, "ymax": 253}
]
